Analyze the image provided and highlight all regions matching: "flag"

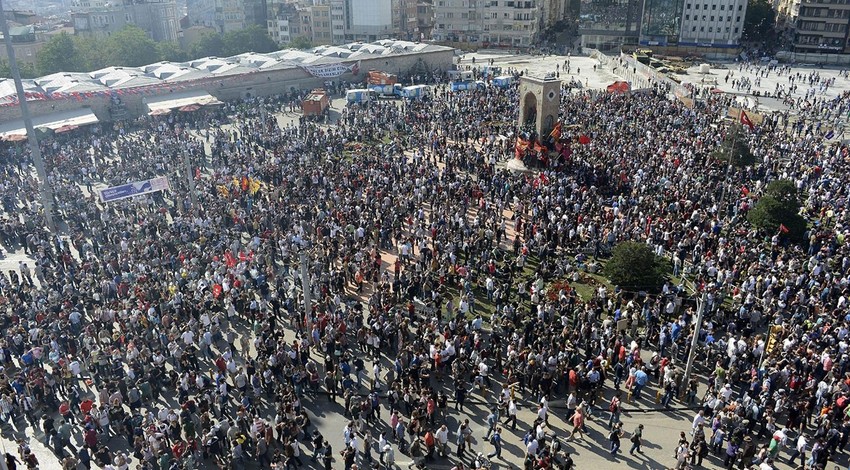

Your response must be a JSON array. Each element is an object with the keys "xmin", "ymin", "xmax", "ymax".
[
  {"xmin": 578, "ymin": 135, "xmax": 591, "ymax": 145},
  {"xmin": 549, "ymin": 122, "xmax": 562, "ymax": 140},
  {"xmin": 515, "ymin": 138, "xmax": 529, "ymax": 159},
  {"xmin": 825, "ymin": 130, "xmax": 835, "ymax": 140},
  {"xmin": 741, "ymin": 185, "xmax": 749, "ymax": 196},
  {"xmin": 740, "ymin": 110, "xmax": 755, "ymax": 131},
  {"xmin": 778, "ymin": 224, "xmax": 789, "ymax": 234},
  {"xmin": 351, "ymin": 60, "xmax": 361, "ymax": 75}
]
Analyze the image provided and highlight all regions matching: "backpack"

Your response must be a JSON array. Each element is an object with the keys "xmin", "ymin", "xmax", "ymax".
[{"xmin": 609, "ymin": 399, "xmax": 619, "ymax": 413}]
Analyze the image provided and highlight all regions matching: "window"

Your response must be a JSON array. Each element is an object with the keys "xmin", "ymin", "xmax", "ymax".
[
  {"xmin": 710, "ymin": 15, "xmax": 714, "ymax": 20},
  {"xmin": 725, "ymin": 26, "xmax": 730, "ymax": 32},
  {"xmin": 736, "ymin": 15, "xmax": 740, "ymax": 21},
  {"xmin": 700, "ymin": 26, "xmax": 704, "ymax": 31},
  {"xmin": 712, "ymin": 4, "xmax": 716, "ymax": 8},
  {"xmin": 708, "ymin": 26, "xmax": 713, "ymax": 31},
  {"xmin": 727, "ymin": 15, "xmax": 731, "ymax": 21},
  {"xmin": 687, "ymin": 3, "xmax": 691, "ymax": 7},
  {"xmin": 692, "ymin": 26, "xmax": 697, "ymax": 31},
  {"xmin": 720, "ymin": 4, "xmax": 724, "ymax": 9},
  {"xmin": 695, "ymin": 3, "xmax": 699, "ymax": 8},
  {"xmin": 704, "ymin": 4, "xmax": 708, "ymax": 9},
  {"xmin": 738, "ymin": 4, "xmax": 742, "ymax": 9},
  {"xmin": 685, "ymin": 14, "xmax": 690, "ymax": 19},
  {"xmin": 734, "ymin": 26, "xmax": 738, "ymax": 32}
]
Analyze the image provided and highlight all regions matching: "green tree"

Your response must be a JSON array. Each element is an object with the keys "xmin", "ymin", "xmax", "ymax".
[
  {"xmin": 222, "ymin": 25, "xmax": 278, "ymax": 56},
  {"xmin": 712, "ymin": 124, "xmax": 756, "ymax": 167},
  {"xmin": 287, "ymin": 36, "xmax": 313, "ymax": 50},
  {"xmin": 36, "ymin": 32, "xmax": 84, "ymax": 75},
  {"xmin": 189, "ymin": 31, "xmax": 225, "ymax": 59},
  {"xmin": 743, "ymin": 0, "xmax": 776, "ymax": 41},
  {"xmin": 747, "ymin": 179, "xmax": 806, "ymax": 240},
  {"xmin": 0, "ymin": 60, "xmax": 38, "ymax": 79},
  {"xmin": 102, "ymin": 26, "xmax": 160, "ymax": 67},
  {"xmin": 74, "ymin": 36, "xmax": 106, "ymax": 71},
  {"xmin": 602, "ymin": 241, "xmax": 670, "ymax": 292},
  {"xmin": 157, "ymin": 41, "xmax": 188, "ymax": 62}
]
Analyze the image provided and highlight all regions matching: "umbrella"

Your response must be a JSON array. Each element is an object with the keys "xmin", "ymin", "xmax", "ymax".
[
  {"xmin": 3, "ymin": 134, "xmax": 26, "ymax": 142},
  {"xmin": 179, "ymin": 104, "xmax": 201, "ymax": 112},
  {"xmin": 148, "ymin": 108, "xmax": 171, "ymax": 116},
  {"xmin": 54, "ymin": 124, "xmax": 79, "ymax": 134}
]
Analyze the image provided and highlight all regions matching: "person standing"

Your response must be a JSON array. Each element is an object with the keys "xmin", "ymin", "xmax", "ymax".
[
  {"xmin": 629, "ymin": 424, "xmax": 644, "ymax": 455},
  {"xmin": 487, "ymin": 427, "xmax": 502, "ymax": 460},
  {"xmin": 609, "ymin": 422, "xmax": 623, "ymax": 456}
]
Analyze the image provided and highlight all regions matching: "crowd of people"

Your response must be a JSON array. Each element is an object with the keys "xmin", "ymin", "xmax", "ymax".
[{"xmin": 0, "ymin": 53, "xmax": 846, "ymax": 470}]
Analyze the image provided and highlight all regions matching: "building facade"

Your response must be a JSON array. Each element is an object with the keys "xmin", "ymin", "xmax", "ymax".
[
  {"xmin": 431, "ymin": 0, "xmax": 552, "ymax": 48},
  {"xmin": 779, "ymin": 0, "xmax": 850, "ymax": 53},
  {"xmin": 72, "ymin": 0, "xmax": 179, "ymax": 42},
  {"xmin": 638, "ymin": 0, "xmax": 747, "ymax": 48}
]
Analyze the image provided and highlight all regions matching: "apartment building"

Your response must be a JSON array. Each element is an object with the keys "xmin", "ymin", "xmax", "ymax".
[
  {"xmin": 72, "ymin": 0, "xmax": 180, "ymax": 41},
  {"xmin": 639, "ymin": 0, "xmax": 747, "ymax": 48},
  {"xmin": 779, "ymin": 0, "xmax": 850, "ymax": 52},
  {"xmin": 431, "ymin": 0, "xmax": 551, "ymax": 47}
]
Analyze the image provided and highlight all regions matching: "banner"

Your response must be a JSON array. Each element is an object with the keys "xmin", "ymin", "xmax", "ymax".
[
  {"xmin": 99, "ymin": 176, "xmax": 170, "ymax": 203},
  {"xmin": 301, "ymin": 61, "xmax": 359, "ymax": 78}
]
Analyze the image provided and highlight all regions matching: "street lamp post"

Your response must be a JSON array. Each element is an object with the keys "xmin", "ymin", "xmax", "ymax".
[
  {"xmin": 0, "ymin": 1, "xmax": 56, "ymax": 233},
  {"xmin": 681, "ymin": 290, "xmax": 708, "ymax": 397}
]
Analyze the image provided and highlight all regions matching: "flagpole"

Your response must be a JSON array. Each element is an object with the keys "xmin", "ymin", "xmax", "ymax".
[{"xmin": 0, "ymin": 1, "xmax": 56, "ymax": 233}]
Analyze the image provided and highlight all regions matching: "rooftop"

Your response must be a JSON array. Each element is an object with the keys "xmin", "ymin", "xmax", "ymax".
[{"xmin": 0, "ymin": 39, "xmax": 452, "ymax": 104}]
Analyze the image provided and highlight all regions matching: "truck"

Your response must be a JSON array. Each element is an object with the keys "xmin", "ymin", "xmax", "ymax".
[
  {"xmin": 400, "ymin": 85, "xmax": 431, "ymax": 100},
  {"xmin": 346, "ymin": 89, "xmax": 376, "ymax": 104},
  {"xmin": 448, "ymin": 70, "xmax": 474, "ymax": 81},
  {"xmin": 449, "ymin": 80, "xmax": 485, "ymax": 92},
  {"xmin": 492, "ymin": 75, "xmax": 514, "ymax": 88},
  {"xmin": 301, "ymin": 88, "xmax": 329, "ymax": 119},
  {"xmin": 367, "ymin": 70, "xmax": 398, "ymax": 86},
  {"xmin": 368, "ymin": 83, "xmax": 403, "ymax": 98}
]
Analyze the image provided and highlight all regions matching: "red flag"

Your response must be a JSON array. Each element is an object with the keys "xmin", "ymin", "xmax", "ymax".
[
  {"xmin": 549, "ymin": 122, "xmax": 562, "ymax": 140},
  {"xmin": 578, "ymin": 135, "xmax": 591, "ymax": 145},
  {"xmin": 741, "ymin": 185, "xmax": 749, "ymax": 196},
  {"xmin": 212, "ymin": 284, "xmax": 223, "ymax": 299},
  {"xmin": 740, "ymin": 111, "xmax": 755, "ymax": 131},
  {"xmin": 778, "ymin": 224, "xmax": 789, "ymax": 234}
]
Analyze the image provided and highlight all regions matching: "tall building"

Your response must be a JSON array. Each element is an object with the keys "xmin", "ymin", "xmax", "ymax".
[
  {"xmin": 578, "ymin": 0, "xmax": 642, "ymax": 50},
  {"xmin": 778, "ymin": 0, "xmax": 850, "ymax": 53},
  {"xmin": 186, "ymin": 0, "xmax": 246, "ymax": 33},
  {"xmin": 72, "ymin": 0, "xmax": 180, "ymax": 41},
  {"xmin": 639, "ymin": 0, "xmax": 747, "ymax": 48},
  {"xmin": 346, "ymin": 0, "xmax": 395, "ymax": 41},
  {"xmin": 678, "ymin": 0, "xmax": 747, "ymax": 47},
  {"xmin": 431, "ymin": 0, "xmax": 553, "ymax": 47},
  {"xmin": 267, "ymin": 0, "xmax": 396, "ymax": 44}
]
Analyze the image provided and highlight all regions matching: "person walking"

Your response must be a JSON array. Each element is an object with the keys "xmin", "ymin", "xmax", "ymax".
[
  {"xmin": 788, "ymin": 434, "xmax": 807, "ymax": 468},
  {"xmin": 629, "ymin": 424, "xmax": 644, "ymax": 455},
  {"xmin": 487, "ymin": 427, "xmax": 502, "ymax": 460},
  {"xmin": 608, "ymin": 392, "xmax": 621, "ymax": 430},
  {"xmin": 567, "ymin": 404, "xmax": 585, "ymax": 441},
  {"xmin": 609, "ymin": 422, "xmax": 623, "ymax": 456}
]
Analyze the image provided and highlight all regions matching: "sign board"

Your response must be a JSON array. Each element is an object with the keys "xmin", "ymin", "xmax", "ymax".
[
  {"xmin": 99, "ymin": 176, "xmax": 170, "ymax": 203},
  {"xmin": 301, "ymin": 61, "xmax": 360, "ymax": 78}
]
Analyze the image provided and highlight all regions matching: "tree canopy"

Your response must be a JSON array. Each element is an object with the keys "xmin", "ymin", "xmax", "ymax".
[
  {"xmin": 712, "ymin": 124, "xmax": 756, "ymax": 167},
  {"xmin": 602, "ymin": 241, "xmax": 670, "ymax": 292},
  {"xmin": 16, "ymin": 25, "xmax": 281, "ymax": 78},
  {"xmin": 747, "ymin": 179, "xmax": 807, "ymax": 240},
  {"xmin": 743, "ymin": 0, "xmax": 776, "ymax": 42}
]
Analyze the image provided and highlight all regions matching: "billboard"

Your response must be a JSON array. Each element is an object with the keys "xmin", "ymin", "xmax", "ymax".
[{"xmin": 99, "ymin": 176, "xmax": 170, "ymax": 203}]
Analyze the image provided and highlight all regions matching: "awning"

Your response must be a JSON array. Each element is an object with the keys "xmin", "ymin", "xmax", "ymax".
[
  {"xmin": 145, "ymin": 90, "xmax": 222, "ymax": 115},
  {"xmin": 0, "ymin": 107, "xmax": 99, "ymax": 140}
]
